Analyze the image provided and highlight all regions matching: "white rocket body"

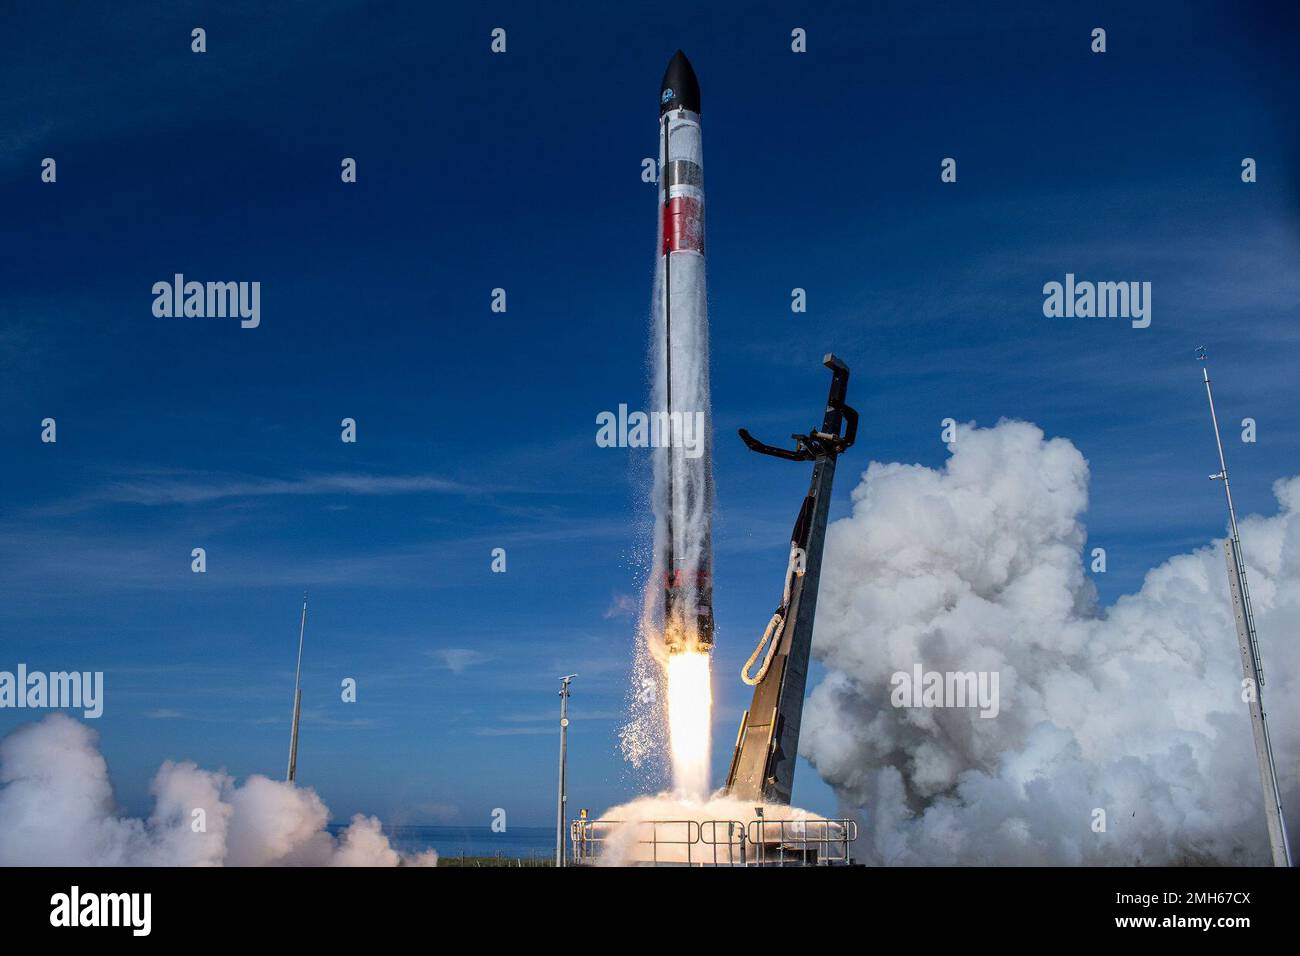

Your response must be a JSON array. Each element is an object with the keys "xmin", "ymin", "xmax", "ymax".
[{"xmin": 653, "ymin": 52, "xmax": 714, "ymax": 655}]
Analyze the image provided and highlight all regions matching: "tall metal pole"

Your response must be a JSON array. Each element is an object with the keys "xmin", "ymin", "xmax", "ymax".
[
  {"xmin": 555, "ymin": 674, "xmax": 576, "ymax": 867},
  {"xmin": 286, "ymin": 593, "xmax": 308, "ymax": 784},
  {"xmin": 1200, "ymin": 352, "xmax": 1292, "ymax": 867}
]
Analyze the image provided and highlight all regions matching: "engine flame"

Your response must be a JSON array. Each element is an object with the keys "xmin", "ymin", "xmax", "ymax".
[{"xmin": 666, "ymin": 650, "xmax": 712, "ymax": 798}]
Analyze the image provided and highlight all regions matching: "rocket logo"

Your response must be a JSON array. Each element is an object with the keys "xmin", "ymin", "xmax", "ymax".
[{"xmin": 661, "ymin": 88, "xmax": 674, "ymax": 105}]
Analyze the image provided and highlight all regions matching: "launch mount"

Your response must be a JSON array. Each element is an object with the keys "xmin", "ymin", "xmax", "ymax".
[{"xmin": 726, "ymin": 354, "xmax": 857, "ymax": 805}]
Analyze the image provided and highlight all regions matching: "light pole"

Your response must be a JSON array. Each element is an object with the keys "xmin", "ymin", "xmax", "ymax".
[{"xmin": 556, "ymin": 674, "xmax": 577, "ymax": 867}]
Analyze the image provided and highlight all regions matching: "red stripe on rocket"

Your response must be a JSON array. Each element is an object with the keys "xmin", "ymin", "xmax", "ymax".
[{"xmin": 663, "ymin": 197, "xmax": 704, "ymax": 254}]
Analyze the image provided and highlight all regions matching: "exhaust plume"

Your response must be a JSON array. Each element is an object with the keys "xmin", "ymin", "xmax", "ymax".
[{"xmin": 802, "ymin": 419, "xmax": 1299, "ymax": 864}]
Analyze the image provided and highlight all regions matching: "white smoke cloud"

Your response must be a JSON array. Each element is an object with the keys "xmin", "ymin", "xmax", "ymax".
[
  {"xmin": 0, "ymin": 714, "xmax": 436, "ymax": 866},
  {"xmin": 802, "ymin": 419, "xmax": 1298, "ymax": 864}
]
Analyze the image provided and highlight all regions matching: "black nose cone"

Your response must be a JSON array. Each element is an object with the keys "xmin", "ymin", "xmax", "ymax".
[{"xmin": 660, "ymin": 50, "xmax": 700, "ymax": 115}]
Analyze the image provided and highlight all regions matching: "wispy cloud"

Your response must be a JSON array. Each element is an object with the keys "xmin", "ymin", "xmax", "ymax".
[
  {"xmin": 433, "ymin": 649, "xmax": 490, "ymax": 674},
  {"xmin": 499, "ymin": 710, "xmax": 622, "ymax": 723},
  {"xmin": 0, "ymin": 514, "xmax": 638, "ymax": 598},
  {"xmin": 413, "ymin": 802, "xmax": 461, "ymax": 823},
  {"xmin": 300, "ymin": 710, "xmax": 379, "ymax": 729},
  {"xmin": 475, "ymin": 709, "xmax": 621, "ymax": 735},
  {"xmin": 602, "ymin": 592, "xmax": 636, "ymax": 619},
  {"xmin": 474, "ymin": 726, "xmax": 553, "ymax": 737},
  {"xmin": 74, "ymin": 471, "xmax": 468, "ymax": 509}
]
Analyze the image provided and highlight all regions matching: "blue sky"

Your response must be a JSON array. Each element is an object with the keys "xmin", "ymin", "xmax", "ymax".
[{"xmin": 2, "ymin": 1, "xmax": 1298, "ymax": 825}]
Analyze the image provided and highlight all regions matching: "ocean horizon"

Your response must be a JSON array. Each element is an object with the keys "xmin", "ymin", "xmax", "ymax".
[{"xmin": 329, "ymin": 824, "xmax": 556, "ymax": 860}]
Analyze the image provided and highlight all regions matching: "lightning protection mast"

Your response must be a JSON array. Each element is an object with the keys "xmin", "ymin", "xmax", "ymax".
[{"xmin": 1199, "ymin": 348, "xmax": 1291, "ymax": 867}]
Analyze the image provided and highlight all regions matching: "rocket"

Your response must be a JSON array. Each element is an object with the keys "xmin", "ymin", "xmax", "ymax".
[{"xmin": 656, "ymin": 51, "xmax": 715, "ymax": 654}]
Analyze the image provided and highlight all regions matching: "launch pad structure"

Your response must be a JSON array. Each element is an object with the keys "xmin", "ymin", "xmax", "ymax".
[
  {"xmin": 571, "ymin": 815, "xmax": 858, "ymax": 867},
  {"xmin": 726, "ymin": 354, "xmax": 857, "ymax": 804}
]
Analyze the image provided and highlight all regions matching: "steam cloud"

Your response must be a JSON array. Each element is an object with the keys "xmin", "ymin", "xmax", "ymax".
[
  {"xmin": 593, "ymin": 794, "xmax": 833, "ymax": 866},
  {"xmin": 0, "ymin": 714, "xmax": 436, "ymax": 866},
  {"xmin": 802, "ymin": 420, "xmax": 1299, "ymax": 864}
]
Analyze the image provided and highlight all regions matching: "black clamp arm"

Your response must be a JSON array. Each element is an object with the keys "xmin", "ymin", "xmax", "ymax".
[
  {"xmin": 738, "ymin": 428, "xmax": 814, "ymax": 461},
  {"xmin": 738, "ymin": 356, "xmax": 858, "ymax": 461}
]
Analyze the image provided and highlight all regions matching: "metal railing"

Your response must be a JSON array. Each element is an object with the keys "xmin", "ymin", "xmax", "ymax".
[
  {"xmin": 745, "ymin": 818, "xmax": 857, "ymax": 866},
  {"xmin": 570, "ymin": 816, "xmax": 857, "ymax": 866}
]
